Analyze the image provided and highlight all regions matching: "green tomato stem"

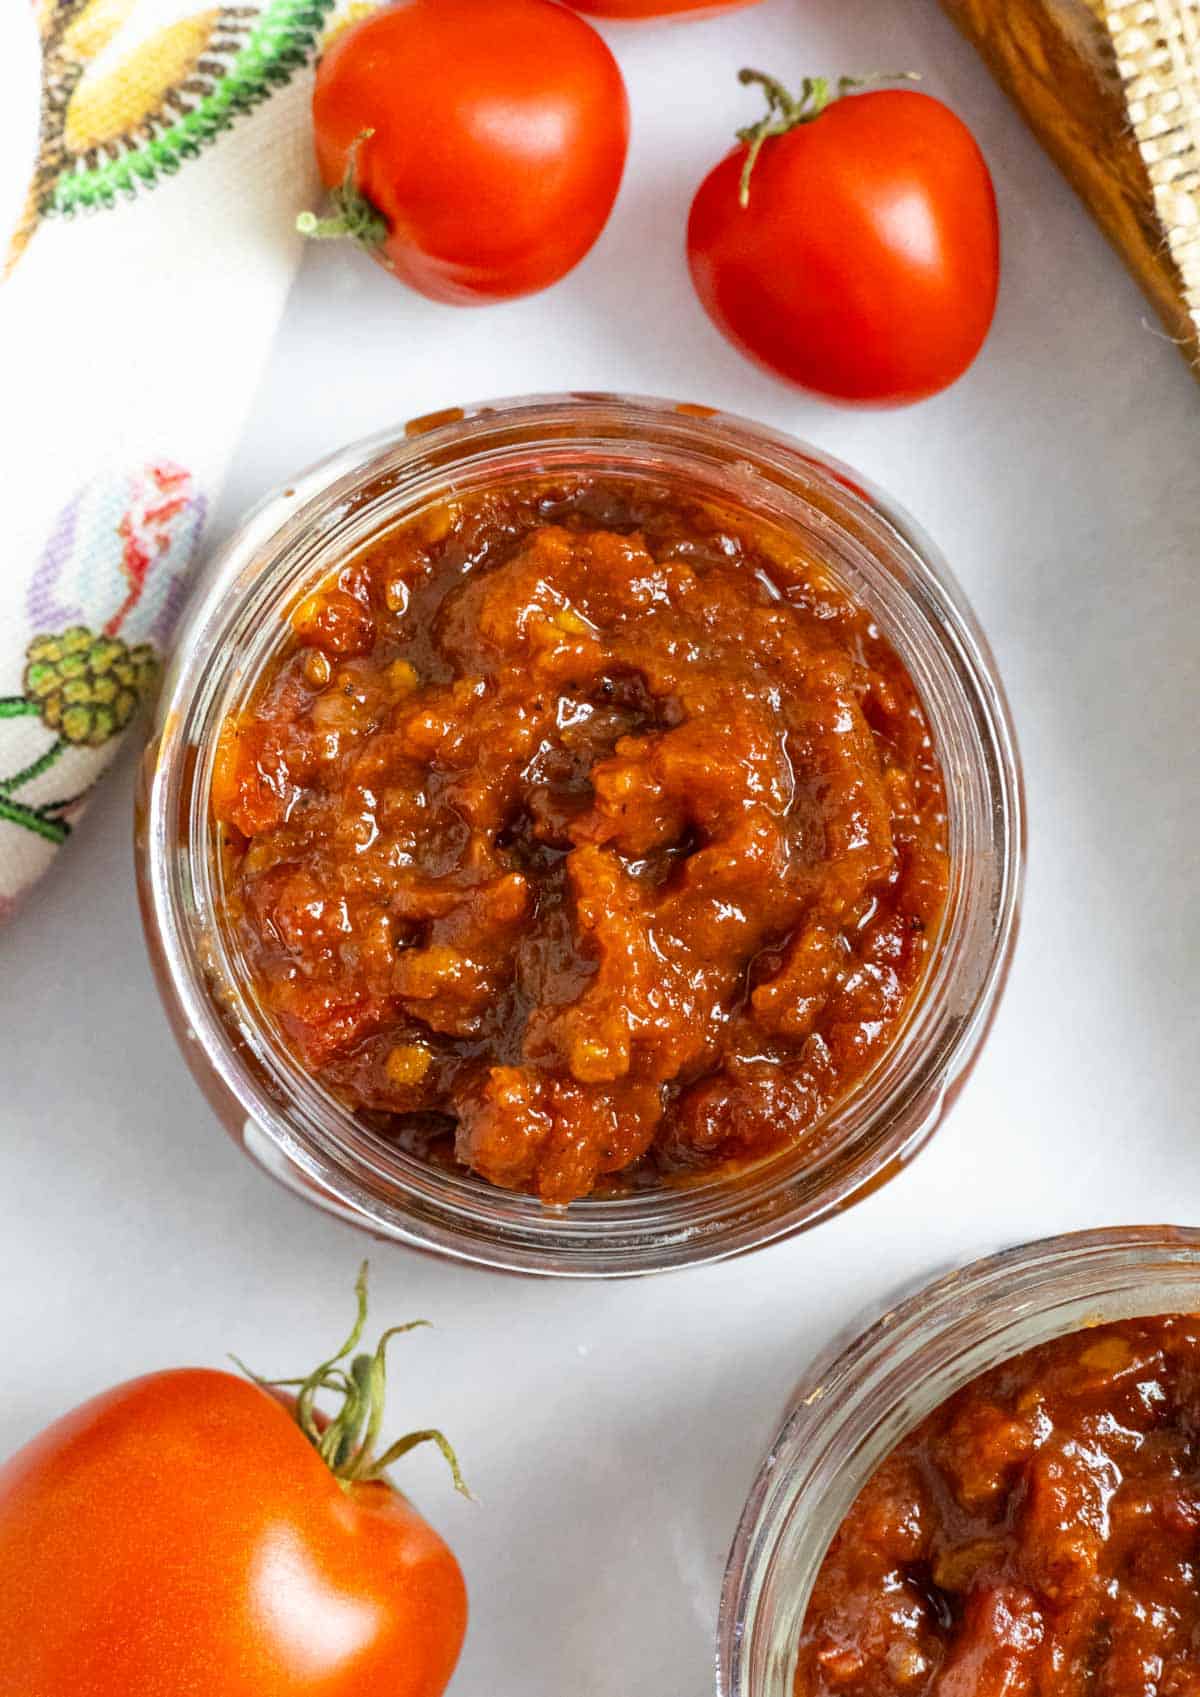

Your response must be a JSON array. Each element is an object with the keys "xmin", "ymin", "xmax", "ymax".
[
  {"xmin": 236, "ymin": 1262, "xmax": 471, "ymax": 1498},
  {"xmin": 296, "ymin": 129, "xmax": 389, "ymax": 253},
  {"xmin": 734, "ymin": 68, "xmax": 920, "ymax": 207}
]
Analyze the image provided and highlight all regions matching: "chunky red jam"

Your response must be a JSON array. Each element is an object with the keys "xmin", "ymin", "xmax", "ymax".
[
  {"xmin": 211, "ymin": 476, "xmax": 947, "ymax": 1203},
  {"xmin": 797, "ymin": 1315, "xmax": 1200, "ymax": 1695}
]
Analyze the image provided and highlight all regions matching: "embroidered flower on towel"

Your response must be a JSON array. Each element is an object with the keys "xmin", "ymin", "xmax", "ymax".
[{"xmin": 0, "ymin": 460, "xmax": 204, "ymax": 851}]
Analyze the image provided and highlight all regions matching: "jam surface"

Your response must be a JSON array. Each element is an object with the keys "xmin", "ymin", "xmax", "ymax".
[
  {"xmin": 211, "ymin": 476, "xmax": 947, "ymax": 1202},
  {"xmin": 797, "ymin": 1315, "xmax": 1200, "ymax": 1696}
]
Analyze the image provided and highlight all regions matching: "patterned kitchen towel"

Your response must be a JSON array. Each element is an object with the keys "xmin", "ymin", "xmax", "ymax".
[{"xmin": 0, "ymin": 0, "xmax": 339, "ymax": 922}]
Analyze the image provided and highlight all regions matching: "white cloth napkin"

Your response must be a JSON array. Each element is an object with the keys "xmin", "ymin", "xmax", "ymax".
[{"xmin": 0, "ymin": 0, "xmax": 335, "ymax": 919}]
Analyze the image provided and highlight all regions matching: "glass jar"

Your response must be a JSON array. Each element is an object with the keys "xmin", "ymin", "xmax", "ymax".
[
  {"xmin": 135, "ymin": 393, "xmax": 1022, "ymax": 1277},
  {"xmin": 718, "ymin": 1225, "xmax": 1200, "ymax": 1696}
]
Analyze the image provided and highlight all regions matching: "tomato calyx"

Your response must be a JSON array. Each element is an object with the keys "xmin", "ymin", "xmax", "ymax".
[
  {"xmin": 236, "ymin": 1262, "xmax": 470, "ymax": 1497},
  {"xmin": 734, "ymin": 69, "xmax": 917, "ymax": 207},
  {"xmin": 296, "ymin": 130, "xmax": 390, "ymax": 259}
]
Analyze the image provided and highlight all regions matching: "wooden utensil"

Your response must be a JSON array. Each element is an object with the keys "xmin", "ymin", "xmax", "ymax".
[{"xmin": 940, "ymin": 0, "xmax": 1200, "ymax": 378}]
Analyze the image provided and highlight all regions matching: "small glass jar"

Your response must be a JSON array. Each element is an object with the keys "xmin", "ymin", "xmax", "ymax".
[
  {"xmin": 135, "ymin": 393, "xmax": 1022, "ymax": 1277},
  {"xmin": 718, "ymin": 1225, "xmax": 1200, "ymax": 1697}
]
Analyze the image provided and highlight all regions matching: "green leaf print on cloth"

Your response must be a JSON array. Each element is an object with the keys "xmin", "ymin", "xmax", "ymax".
[
  {"xmin": 0, "ymin": 630, "xmax": 158, "ymax": 845},
  {"xmin": 0, "ymin": 462, "xmax": 204, "ymax": 858}
]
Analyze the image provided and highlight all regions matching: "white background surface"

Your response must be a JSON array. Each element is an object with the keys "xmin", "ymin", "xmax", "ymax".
[{"xmin": 3, "ymin": 3, "xmax": 1199, "ymax": 1693}]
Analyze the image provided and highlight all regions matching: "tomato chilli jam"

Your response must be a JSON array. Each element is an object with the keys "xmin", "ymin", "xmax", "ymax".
[
  {"xmin": 796, "ymin": 1315, "xmax": 1200, "ymax": 1696},
  {"xmin": 210, "ymin": 476, "xmax": 948, "ymax": 1204}
]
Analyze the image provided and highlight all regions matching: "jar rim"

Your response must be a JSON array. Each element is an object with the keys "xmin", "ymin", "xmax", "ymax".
[
  {"xmin": 139, "ymin": 392, "xmax": 1023, "ymax": 1277},
  {"xmin": 717, "ymin": 1224, "xmax": 1200, "ymax": 1697}
]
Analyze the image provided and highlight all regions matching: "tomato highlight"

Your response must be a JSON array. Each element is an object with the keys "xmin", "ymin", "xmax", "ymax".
[
  {"xmin": 0, "ymin": 1266, "xmax": 468, "ymax": 1697},
  {"xmin": 301, "ymin": 0, "xmax": 630, "ymax": 304}
]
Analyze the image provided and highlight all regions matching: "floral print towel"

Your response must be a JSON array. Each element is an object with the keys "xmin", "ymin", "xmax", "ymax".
[{"xmin": 0, "ymin": 0, "xmax": 337, "ymax": 919}]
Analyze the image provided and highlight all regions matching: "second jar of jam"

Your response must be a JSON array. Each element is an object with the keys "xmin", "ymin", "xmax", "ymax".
[{"xmin": 719, "ymin": 1227, "xmax": 1200, "ymax": 1696}]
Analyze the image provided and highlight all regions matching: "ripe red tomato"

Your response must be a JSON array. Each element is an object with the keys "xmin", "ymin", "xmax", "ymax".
[
  {"xmin": 566, "ymin": 0, "xmax": 761, "ymax": 16},
  {"xmin": 0, "ymin": 1277, "xmax": 467, "ymax": 1695},
  {"xmin": 304, "ymin": 0, "xmax": 629, "ymax": 303},
  {"xmin": 687, "ymin": 78, "xmax": 1000, "ymax": 404}
]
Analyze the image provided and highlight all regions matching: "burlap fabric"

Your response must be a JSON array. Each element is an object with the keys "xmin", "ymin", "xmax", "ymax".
[{"xmin": 1100, "ymin": 2, "xmax": 1200, "ymax": 356}]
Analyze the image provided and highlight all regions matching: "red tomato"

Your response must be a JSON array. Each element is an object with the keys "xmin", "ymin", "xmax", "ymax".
[
  {"xmin": 566, "ymin": 0, "xmax": 761, "ymax": 16},
  {"xmin": 305, "ymin": 0, "xmax": 629, "ymax": 303},
  {"xmin": 687, "ymin": 78, "xmax": 1000, "ymax": 404},
  {"xmin": 0, "ymin": 1278, "xmax": 467, "ymax": 1696}
]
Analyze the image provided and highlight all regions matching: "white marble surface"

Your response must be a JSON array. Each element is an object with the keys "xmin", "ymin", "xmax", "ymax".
[{"xmin": 3, "ymin": 3, "xmax": 1199, "ymax": 1693}]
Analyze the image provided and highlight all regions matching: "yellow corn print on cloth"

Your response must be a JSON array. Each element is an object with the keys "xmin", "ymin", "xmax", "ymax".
[{"xmin": 0, "ymin": 0, "xmax": 343, "ymax": 918}]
